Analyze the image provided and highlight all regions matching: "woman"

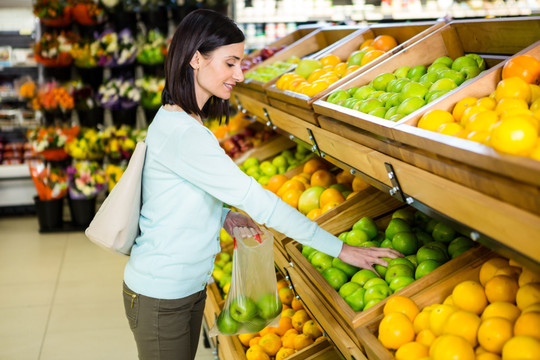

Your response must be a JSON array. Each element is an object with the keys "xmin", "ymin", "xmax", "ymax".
[{"xmin": 123, "ymin": 9, "xmax": 402, "ymax": 360}]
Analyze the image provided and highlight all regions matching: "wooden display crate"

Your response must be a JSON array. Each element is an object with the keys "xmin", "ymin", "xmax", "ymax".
[
  {"xmin": 233, "ymin": 134, "xmax": 297, "ymax": 165},
  {"xmin": 265, "ymin": 21, "xmax": 445, "ymax": 125},
  {"xmin": 235, "ymin": 26, "xmax": 361, "ymax": 109},
  {"xmin": 355, "ymin": 249, "xmax": 498, "ymax": 360},
  {"xmin": 313, "ymin": 16, "xmax": 540, "ymax": 140},
  {"xmin": 391, "ymin": 40, "xmax": 540, "ymax": 202}
]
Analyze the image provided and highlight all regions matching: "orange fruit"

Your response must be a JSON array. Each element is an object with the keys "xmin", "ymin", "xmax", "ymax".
[
  {"xmin": 519, "ymin": 267, "xmax": 540, "ymax": 287},
  {"xmin": 360, "ymin": 45, "xmax": 376, "ymax": 52},
  {"xmin": 303, "ymin": 158, "xmax": 327, "ymax": 174},
  {"xmin": 442, "ymin": 309, "xmax": 481, "ymax": 346},
  {"xmin": 477, "ymin": 317, "xmax": 514, "ymax": 354},
  {"xmin": 481, "ymin": 301, "xmax": 521, "ymax": 323},
  {"xmin": 291, "ymin": 309, "xmax": 310, "ymax": 332},
  {"xmin": 516, "ymin": 283, "xmax": 540, "ymax": 311},
  {"xmin": 281, "ymin": 328, "xmax": 299, "ymax": 348},
  {"xmin": 453, "ymin": 96, "xmax": 479, "ymax": 122},
  {"xmin": 359, "ymin": 38, "xmax": 374, "ymax": 49},
  {"xmin": 395, "ymin": 341, "xmax": 428, "ymax": 360},
  {"xmin": 281, "ymin": 188, "xmax": 303, "ymax": 209},
  {"xmin": 352, "ymin": 176, "xmax": 370, "ymax": 192},
  {"xmin": 514, "ymin": 311, "xmax": 540, "ymax": 340},
  {"xmin": 259, "ymin": 326, "xmax": 278, "ymax": 337},
  {"xmin": 429, "ymin": 334, "xmax": 475, "ymax": 360},
  {"xmin": 437, "ymin": 122, "xmax": 464, "ymax": 136},
  {"xmin": 277, "ymin": 279, "xmax": 289, "ymax": 290},
  {"xmin": 490, "ymin": 116, "xmax": 538, "ymax": 156},
  {"xmin": 239, "ymin": 333, "xmax": 259, "ymax": 347},
  {"xmin": 480, "ymin": 257, "xmax": 510, "ymax": 286},
  {"xmin": 413, "ymin": 310, "xmax": 432, "ymax": 333},
  {"xmin": 429, "ymin": 304, "xmax": 459, "ymax": 335},
  {"xmin": 461, "ymin": 105, "xmax": 489, "ymax": 126},
  {"xmin": 466, "ymin": 110, "xmax": 499, "ymax": 132},
  {"xmin": 485, "ymin": 275, "xmax": 519, "ymax": 303},
  {"xmin": 383, "ymin": 295, "xmax": 420, "ymax": 322},
  {"xmin": 344, "ymin": 65, "xmax": 361, "ymax": 76},
  {"xmin": 307, "ymin": 68, "xmax": 327, "ymax": 83},
  {"xmin": 291, "ymin": 297, "xmax": 304, "ymax": 311},
  {"xmin": 278, "ymin": 287, "xmax": 294, "ymax": 305},
  {"xmin": 378, "ymin": 312, "xmax": 415, "ymax": 350},
  {"xmin": 281, "ymin": 308, "xmax": 295, "ymax": 318},
  {"xmin": 277, "ymin": 179, "xmax": 306, "ymax": 197},
  {"xmin": 319, "ymin": 188, "xmax": 345, "ymax": 208},
  {"xmin": 246, "ymin": 344, "xmax": 270, "ymax": 360},
  {"xmin": 416, "ymin": 328, "xmax": 436, "ymax": 347},
  {"xmin": 335, "ymin": 170, "xmax": 355, "ymax": 184},
  {"xmin": 259, "ymin": 333, "xmax": 282, "ymax": 356},
  {"xmin": 443, "ymin": 295, "xmax": 454, "ymax": 306},
  {"xmin": 293, "ymin": 333, "xmax": 314, "ymax": 350},
  {"xmin": 346, "ymin": 191, "xmax": 359, "ymax": 200},
  {"xmin": 495, "ymin": 76, "xmax": 532, "ymax": 103},
  {"xmin": 361, "ymin": 50, "xmax": 385, "ymax": 66},
  {"xmin": 334, "ymin": 62, "xmax": 348, "ymax": 77},
  {"xmin": 321, "ymin": 202, "xmax": 340, "ymax": 214},
  {"xmin": 372, "ymin": 35, "xmax": 398, "ymax": 52},
  {"xmin": 306, "ymin": 208, "xmax": 322, "ymax": 220},
  {"xmin": 466, "ymin": 130, "xmax": 491, "ymax": 143},
  {"xmin": 249, "ymin": 336, "xmax": 261, "ymax": 347},
  {"xmin": 275, "ymin": 316, "xmax": 293, "ymax": 336},
  {"xmin": 494, "ymin": 265, "xmax": 522, "ymax": 279},
  {"xmin": 495, "ymin": 97, "xmax": 529, "ymax": 115},
  {"xmin": 452, "ymin": 280, "xmax": 488, "ymax": 315},
  {"xmin": 303, "ymin": 79, "xmax": 330, "ymax": 97},
  {"xmin": 501, "ymin": 335, "xmax": 540, "ymax": 360},
  {"xmin": 275, "ymin": 348, "xmax": 295, "ymax": 360},
  {"xmin": 310, "ymin": 169, "xmax": 335, "ymax": 187},
  {"xmin": 476, "ymin": 96, "xmax": 497, "ymax": 110},
  {"xmin": 477, "ymin": 353, "xmax": 502, "ymax": 360},
  {"xmin": 320, "ymin": 54, "xmax": 342, "ymax": 67},
  {"xmin": 303, "ymin": 319, "xmax": 323, "ymax": 338},
  {"xmin": 417, "ymin": 109, "xmax": 455, "ymax": 131},
  {"xmin": 502, "ymin": 55, "xmax": 540, "ymax": 85}
]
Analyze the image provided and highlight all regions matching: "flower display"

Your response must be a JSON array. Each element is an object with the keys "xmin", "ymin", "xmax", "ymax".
[
  {"xmin": 103, "ymin": 125, "xmax": 146, "ymax": 161},
  {"xmin": 65, "ymin": 128, "xmax": 106, "ymax": 160},
  {"xmin": 34, "ymin": 31, "xmax": 78, "ymax": 67},
  {"xmin": 97, "ymin": 77, "xmax": 140, "ymax": 110},
  {"xmin": 72, "ymin": 0, "xmax": 107, "ymax": 25},
  {"xmin": 136, "ymin": 75, "xmax": 164, "ymax": 109},
  {"xmin": 67, "ymin": 160, "xmax": 107, "ymax": 199},
  {"xmin": 27, "ymin": 125, "xmax": 80, "ymax": 161},
  {"xmin": 95, "ymin": 28, "xmax": 137, "ymax": 67},
  {"xmin": 70, "ymin": 38, "xmax": 100, "ymax": 68},
  {"xmin": 29, "ymin": 161, "xmax": 69, "ymax": 200},
  {"xmin": 71, "ymin": 81, "xmax": 98, "ymax": 111},
  {"xmin": 32, "ymin": 81, "xmax": 75, "ymax": 113},
  {"xmin": 33, "ymin": 0, "xmax": 73, "ymax": 26},
  {"xmin": 105, "ymin": 163, "xmax": 125, "ymax": 190},
  {"xmin": 136, "ymin": 29, "xmax": 168, "ymax": 65}
]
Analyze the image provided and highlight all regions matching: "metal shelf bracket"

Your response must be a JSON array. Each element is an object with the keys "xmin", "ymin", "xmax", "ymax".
[
  {"xmin": 234, "ymin": 94, "xmax": 247, "ymax": 114},
  {"xmin": 307, "ymin": 128, "xmax": 325, "ymax": 158},
  {"xmin": 384, "ymin": 162, "xmax": 414, "ymax": 204},
  {"xmin": 263, "ymin": 107, "xmax": 277, "ymax": 130}
]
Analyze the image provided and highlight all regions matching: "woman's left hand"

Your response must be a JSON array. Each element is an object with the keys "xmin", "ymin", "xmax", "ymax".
[{"xmin": 223, "ymin": 211, "xmax": 263, "ymax": 239}]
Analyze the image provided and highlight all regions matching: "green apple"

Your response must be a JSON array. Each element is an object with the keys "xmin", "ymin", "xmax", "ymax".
[
  {"xmin": 380, "ymin": 238, "xmax": 393, "ymax": 248},
  {"xmin": 378, "ymin": 92, "xmax": 393, "ymax": 105},
  {"xmin": 387, "ymin": 78, "xmax": 411, "ymax": 93},
  {"xmin": 347, "ymin": 50, "xmax": 367, "ymax": 66},
  {"xmin": 359, "ymin": 241, "xmax": 379, "ymax": 247},
  {"xmin": 388, "ymin": 257, "xmax": 415, "ymax": 271},
  {"xmin": 347, "ymin": 86, "xmax": 360, "ymax": 97},
  {"xmin": 407, "ymin": 65, "xmax": 427, "ymax": 81},
  {"xmin": 339, "ymin": 281, "xmax": 361, "ymax": 298},
  {"xmin": 363, "ymin": 298, "xmax": 383, "ymax": 310},
  {"xmin": 389, "ymin": 114, "xmax": 405, "ymax": 122},
  {"xmin": 447, "ymin": 236, "xmax": 475, "ymax": 258},
  {"xmin": 367, "ymin": 90, "xmax": 385, "ymax": 99},
  {"xmin": 308, "ymin": 250, "xmax": 320, "ymax": 262},
  {"xmin": 389, "ymin": 275, "xmax": 415, "ymax": 292},
  {"xmin": 258, "ymin": 176, "xmax": 270, "ymax": 186},
  {"xmin": 322, "ymin": 267, "xmax": 348, "ymax": 290},
  {"xmin": 414, "ymin": 228, "xmax": 434, "ymax": 246},
  {"xmin": 338, "ymin": 232, "xmax": 349, "ymax": 242},
  {"xmin": 212, "ymin": 268, "xmax": 224, "ymax": 282},
  {"xmin": 302, "ymin": 245, "xmax": 317, "ymax": 259},
  {"xmin": 353, "ymin": 85, "xmax": 377, "ymax": 100},
  {"xmin": 384, "ymin": 93, "xmax": 401, "ymax": 109},
  {"xmin": 327, "ymin": 89, "xmax": 350, "ymax": 104},
  {"xmin": 342, "ymin": 98, "xmax": 361, "ymax": 109},
  {"xmin": 310, "ymin": 252, "xmax": 334, "ymax": 273},
  {"xmin": 432, "ymin": 222, "xmax": 456, "ymax": 243},
  {"xmin": 415, "ymin": 259, "xmax": 443, "ymax": 279},
  {"xmin": 420, "ymin": 71, "xmax": 439, "ymax": 84},
  {"xmin": 260, "ymin": 161, "xmax": 278, "ymax": 177},
  {"xmin": 426, "ymin": 90, "xmax": 450, "ymax": 103},
  {"xmin": 246, "ymin": 166, "xmax": 261, "ymax": 180},
  {"xmin": 425, "ymin": 219, "xmax": 438, "ymax": 234},
  {"xmin": 345, "ymin": 288, "xmax": 366, "ymax": 311},
  {"xmin": 393, "ymin": 66, "xmax": 410, "ymax": 79},
  {"xmin": 396, "ymin": 96, "xmax": 426, "ymax": 116},
  {"xmin": 414, "ymin": 211, "xmax": 431, "ymax": 229},
  {"xmin": 298, "ymin": 186, "xmax": 325, "ymax": 215},
  {"xmin": 385, "ymin": 218, "xmax": 412, "ymax": 240},
  {"xmin": 392, "ymin": 208, "xmax": 414, "ymax": 224},
  {"xmin": 243, "ymin": 316, "xmax": 267, "ymax": 333},
  {"xmin": 385, "ymin": 264, "xmax": 415, "ymax": 283},
  {"xmin": 352, "ymin": 217, "xmax": 379, "ymax": 240},
  {"xmin": 351, "ymin": 269, "xmax": 378, "ymax": 286},
  {"xmin": 384, "ymin": 106, "xmax": 399, "ymax": 120},
  {"xmin": 427, "ymin": 63, "xmax": 450, "ymax": 74},
  {"xmin": 391, "ymin": 232, "xmax": 419, "ymax": 256},
  {"xmin": 230, "ymin": 296, "xmax": 258, "ymax": 322},
  {"xmin": 416, "ymin": 243, "xmax": 448, "ymax": 264},
  {"xmin": 217, "ymin": 309, "xmax": 239, "ymax": 334},
  {"xmin": 398, "ymin": 82, "xmax": 429, "ymax": 103},
  {"xmin": 223, "ymin": 261, "xmax": 233, "ymax": 274},
  {"xmin": 257, "ymin": 293, "xmax": 282, "ymax": 319},
  {"xmin": 432, "ymin": 56, "xmax": 454, "ymax": 68},
  {"xmin": 272, "ymin": 155, "xmax": 288, "ymax": 169},
  {"xmin": 363, "ymin": 283, "xmax": 391, "ymax": 302},
  {"xmin": 363, "ymin": 277, "xmax": 388, "ymax": 289},
  {"xmin": 465, "ymin": 53, "xmax": 486, "ymax": 71},
  {"xmin": 332, "ymin": 257, "xmax": 359, "ymax": 278},
  {"xmin": 372, "ymin": 73, "xmax": 397, "ymax": 91},
  {"xmin": 295, "ymin": 58, "xmax": 323, "ymax": 79},
  {"xmin": 451, "ymin": 56, "xmax": 478, "ymax": 72},
  {"xmin": 460, "ymin": 66, "xmax": 481, "ymax": 80},
  {"xmin": 405, "ymin": 254, "xmax": 418, "ymax": 268},
  {"xmin": 243, "ymin": 157, "xmax": 259, "ymax": 169},
  {"xmin": 345, "ymin": 229, "xmax": 370, "ymax": 246},
  {"xmin": 374, "ymin": 264, "xmax": 387, "ymax": 278},
  {"xmin": 358, "ymin": 98, "xmax": 384, "ymax": 114},
  {"xmin": 219, "ymin": 273, "xmax": 232, "ymax": 288},
  {"xmin": 437, "ymin": 69, "xmax": 466, "ymax": 86}
]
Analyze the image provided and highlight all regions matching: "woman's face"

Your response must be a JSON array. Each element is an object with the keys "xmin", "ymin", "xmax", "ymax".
[{"xmin": 192, "ymin": 42, "xmax": 245, "ymax": 108}]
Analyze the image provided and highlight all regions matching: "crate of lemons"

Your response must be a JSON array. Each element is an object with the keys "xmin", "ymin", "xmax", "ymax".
[
  {"xmin": 374, "ymin": 256, "xmax": 540, "ymax": 360},
  {"xmin": 237, "ymin": 278, "xmax": 327, "ymax": 360}
]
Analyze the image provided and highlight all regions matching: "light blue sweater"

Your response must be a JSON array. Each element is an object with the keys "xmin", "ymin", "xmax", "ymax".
[{"xmin": 124, "ymin": 107, "xmax": 343, "ymax": 299}]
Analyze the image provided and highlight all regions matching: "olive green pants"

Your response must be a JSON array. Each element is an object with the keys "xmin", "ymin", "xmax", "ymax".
[{"xmin": 123, "ymin": 283, "xmax": 207, "ymax": 360}]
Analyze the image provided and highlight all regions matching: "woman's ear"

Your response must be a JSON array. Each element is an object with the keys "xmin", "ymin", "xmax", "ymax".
[{"xmin": 190, "ymin": 51, "xmax": 201, "ymax": 70}]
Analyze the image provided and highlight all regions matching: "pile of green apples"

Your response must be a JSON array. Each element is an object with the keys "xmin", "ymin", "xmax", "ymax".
[
  {"xmin": 244, "ymin": 56, "xmax": 300, "ymax": 83},
  {"xmin": 213, "ymin": 251, "xmax": 233, "ymax": 296},
  {"xmin": 239, "ymin": 142, "xmax": 314, "ymax": 186},
  {"xmin": 325, "ymin": 54, "xmax": 486, "ymax": 122},
  {"xmin": 301, "ymin": 208, "xmax": 477, "ymax": 312}
]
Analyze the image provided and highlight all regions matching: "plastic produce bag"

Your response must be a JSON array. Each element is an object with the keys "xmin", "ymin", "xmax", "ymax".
[{"xmin": 209, "ymin": 228, "xmax": 281, "ymax": 336}]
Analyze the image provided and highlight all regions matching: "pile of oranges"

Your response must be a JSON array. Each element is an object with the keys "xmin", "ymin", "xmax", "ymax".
[
  {"xmin": 275, "ymin": 35, "xmax": 398, "ymax": 98},
  {"xmin": 377, "ymin": 256, "xmax": 540, "ymax": 360},
  {"xmin": 239, "ymin": 279, "xmax": 325, "ymax": 360},
  {"xmin": 264, "ymin": 157, "xmax": 370, "ymax": 219},
  {"xmin": 416, "ymin": 54, "xmax": 540, "ymax": 160}
]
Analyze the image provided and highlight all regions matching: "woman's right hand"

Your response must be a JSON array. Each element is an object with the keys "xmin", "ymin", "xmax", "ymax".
[{"xmin": 338, "ymin": 243, "xmax": 403, "ymax": 276}]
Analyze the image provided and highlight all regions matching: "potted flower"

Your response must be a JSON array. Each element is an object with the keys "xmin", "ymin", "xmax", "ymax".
[
  {"xmin": 136, "ymin": 75, "xmax": 164, "ymax": 125},
  {"xmin": 96, "ymin": 28, "xmax": 138, "ymax": 77},
  {"xmin": 66, "ymin": 160, "xmax": 107, "ymax": 226},
  {"xmin": 97, "ymin": 77, "xmax": 140, "ymax": 127},
  {"xmin": 27, "ymin": 125, "xmax": 80, "ymax": 162},
  {"xmin": 71, "ymin": 37, "xmax": 103, "ymax": 89},
  {"xmin": 72, "ymin": 0, "xmax": 107, "ymax": 27},
  {"xmin": 136, "ymin": 29, "xmax": 168, "ymax": 76},
  {"xmin": 103, "ymin": 125, "xmax": 146, "ymax": 162},
  {"xmin": 139, "ymin": 0, "xmax": 169, "ymax": 35},
  {"xmin": 65, "ymin": 128, "xmax": 106, "ymax": 161},
  {"xmin": 71, "ymin": 81, "xmax": 103, "ymax": 127},
  {"xmin": 33, "ymin": 0, "xmax": 73, "ymax": 28},
  {"xmin": 34, "ymin": 30, "xmax": 78, "ymax": 80},
  {"xmin": 32, "ymin": 81, "xmax": 75, "ymax": 125}
]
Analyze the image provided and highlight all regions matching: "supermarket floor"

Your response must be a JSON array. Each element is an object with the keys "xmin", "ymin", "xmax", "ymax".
[{"xmin": 0, "ymin": 215, "xmax": 216, "ymax": 360}]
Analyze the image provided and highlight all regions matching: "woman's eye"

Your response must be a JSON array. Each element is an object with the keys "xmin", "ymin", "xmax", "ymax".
[{"xmin": 227, "ymin": 63, "xmax": 234, "ymax": 67}]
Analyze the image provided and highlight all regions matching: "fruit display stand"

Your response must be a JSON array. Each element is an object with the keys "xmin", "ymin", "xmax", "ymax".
[
  {"xmin": 235, "ymin": 26, "xmax": 361, "ymax": 108},
  {"xmin": 264, "ymin": 21, "xmax": 445, "ymax": 125},
  {"xmin": 354, "ymin": 249, "xmax": 498, "ymax": 360},
  {"xmin": 233, "ymin": 133, "xmax": 297, "ymax": 166}
]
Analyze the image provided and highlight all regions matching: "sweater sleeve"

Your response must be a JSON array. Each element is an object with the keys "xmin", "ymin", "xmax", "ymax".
[{"xmin": 163, "ymin": 123, "xmax": 344, "ymax": 257}]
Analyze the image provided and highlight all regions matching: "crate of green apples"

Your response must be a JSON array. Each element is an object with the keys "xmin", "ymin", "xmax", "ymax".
[
  {"xmin": 313, "ymin": 22, "xmax": 497, "ymax": 140},
  {"xmin": 284, "ymin": 206, "xmax": 491, "ymax": 339}
]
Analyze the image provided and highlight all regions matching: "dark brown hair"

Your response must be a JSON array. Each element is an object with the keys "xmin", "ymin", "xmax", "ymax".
[{"xmin": 161, "ymin": 9, "xmax": 245, "ymax": 122}]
